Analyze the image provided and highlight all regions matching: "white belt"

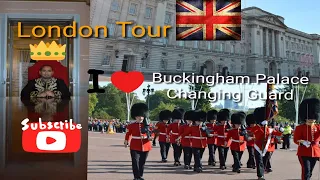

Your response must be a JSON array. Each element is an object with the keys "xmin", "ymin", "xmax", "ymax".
[
  {"xmin": 217, "ymin": 136, "xmax": 226, "ymax": 138},
  {"xmin": 231, "ymin": 139, "xmax": 241, "ymax": 143},
  {"xmin": 159, "ymin": 133, "xmax": 167, "ymax": 135},
  {"xmin": 171, "ymin": 133, "xmax": 179, "ymax": 135},
  {"xmin": 192, "ymin": 137, "xmax": 206, "ymax": 139},
  {"xmin": 184, "ymin": 136, "xmax": 192, "ymax": 138},
  {"xmin": 131, "ymin": 136, "xmax": 147, "ymax": 139}
]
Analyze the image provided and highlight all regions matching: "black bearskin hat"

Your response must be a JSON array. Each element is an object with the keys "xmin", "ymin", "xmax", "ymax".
[
  {"xmin": 131, "ymin": 103, "xmax": 148, "ymax": 119},
  {"xmin": 246, "ymin": 114, "xmax": 255, "ymax": 125},
  {"xmin": 217, "ymin": 109, "xmax": 231, "ymax": 122},
  {"xmin": 184, "ymin": 110, "xmax": 194, "ymax": 121},
  {"xmin": 253, "ymin": 107, "xmax": 266, "ymax": 124},
  {"xmin": 172, "ymin": 108, "xmax": 185, "ymax": 120},
  {"xmin": 231, "ymin": 112, "xmax": 246, "ymax": 125},
  {"xmin": 238, "ymin": 111, "xmax": 246, "ymax": 117},
  {"xmin": 193, "ymin": 110, "xmax": 207, "ymax": 122},
  {"xmin": 159, "ymin": 110, "xmax": 172, "ymax": 121},
  {"xmin": 299, "ymin": 98, "xmax": 320, "ymax": 123},
  {"xmin": 207, "ymin": 109, "xmax": 218, "ymax": 121}
]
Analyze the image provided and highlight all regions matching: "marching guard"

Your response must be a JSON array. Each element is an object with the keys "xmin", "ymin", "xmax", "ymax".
[
  {"xmin": 226, "ymin": 112, "xmax": 247, "ymax": 173},
  {"xmin": 293, "ymin": 98, "xmax": 320, "ymax": 180},
  {"xmin": 250, "ymin": 107, "xmax": 282, "ymax": 180},
  {"xmin": 206, "ymin": 109, "xmax": 218, "ymax": 166},
  {"xmin": 178, "ymin": 110, "xmax": 212, "ymax": 173},
  {"xmin": 214, "ymin": 109, "xmax": 231, "ymax": 170},
  {"xmin": 155, "ymin": 110, "xmax": 172, "ymax": 163},
  {"xmin": 246, "ymin": 113, "xmax": 256, "ymax": 169},
  {"xmin": 124, "ymin": 103, "xmax": 153, "ymax": 180},
  {"xmin": 167, "ymin": 108, "xmax": 185, "ymax": 166},
  {"xmin": 178, "ymin": 110, "xmax": 194, "ymax": 169}
]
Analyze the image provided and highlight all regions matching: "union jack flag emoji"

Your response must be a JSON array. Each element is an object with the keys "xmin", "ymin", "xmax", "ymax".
[{"xmin": 176, "ymin": 0, "xmax": 241, "ymax": 40}]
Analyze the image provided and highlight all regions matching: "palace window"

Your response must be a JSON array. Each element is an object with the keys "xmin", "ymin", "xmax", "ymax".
[
  {"xmin": 193, "ymin": 41, "xmax": 199, "ymax": 48},
  {"xmin": 165, "ymin": 12, "xmax": 172, "ymax": 24},
  {"xmin": 192, "ymin": 61, "xmax": 197, "ymax": 70},
  {"xmin": 208, "ymin": 42, "xmax": 211, "ymax": 50},
  {"xmin": 241, "ymin": 31, "xmax": 245, "ymax": 40},
  {"xmin": 126, "ymin": 25, "xmax": 133, "ymax": 38},
  {"xmin": 217, "ymin": 64, "xmax": 222, "ymax": 72},
  {"xmin": 177, "ymin": 41, "xmax": 184, "ymax": 46},
  {"xmin": 129, "ymin": 3, "xmax": 138, "ymax": 15},
  {"xmin": 230, "ymin": 64, "xmax": 235, "ymax": 72},
  {"xmin": 102, "ymin": 55, "xmax": 111, "ymax": 66},
  {"xmin": 231, "ymin": 44, "xmax": 235, "ymax": 53},
  {"xmin": 107, "ymin": 23, "xmax": 115, "ymax": 36},
  {"xmin": 111, "ymin": 0, "xmax": 120, "ymax": 11},
  {"xmin": 145, "ymin": 7, "xmax": 152, "ymax": 18},
  {"xmin": 141, "ymin": 57, "xmax": 148, "ymax": 68},
  {"xmin": 161, "ymin": 58, "xmax": 167, "ymax": 70},
  {"xmin": 220, "ymin": 43, "xmax": 224, "ymax": 51},
  {"xmin": 241, "ymin": 65, "xmax": 245, "ymax": 72},
  {"xmin": 176, "ymin": 60, "xmax": 182, "ymax": 70},
  {"xmin": 163, "ymin": 37, "xmax": 169, "ymax": 44}
]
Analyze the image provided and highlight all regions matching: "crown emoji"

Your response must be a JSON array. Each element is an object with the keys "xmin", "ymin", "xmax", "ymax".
[{"xmin": 29, "ymin": 41, "xmax": 66, "ymax": 61}]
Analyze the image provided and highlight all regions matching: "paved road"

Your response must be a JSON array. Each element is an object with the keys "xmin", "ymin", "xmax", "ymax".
[{"xmin": 88, "ymin": 132, "xmax": 320, "ymax": 180}]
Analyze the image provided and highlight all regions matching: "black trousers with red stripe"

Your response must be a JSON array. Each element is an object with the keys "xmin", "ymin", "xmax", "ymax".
[
  {"xmin": 172, "ymin": 143, "xmax": 182, "ymax": 163},
  {"xmin": 298, "ymin": 156, "xmax": 318, "ymax": 180},
  {"xmin": 182, "ymin": 146, "xmax": 193, "ymax": 166},
  {"xmin": 208, "ymin": 144, "xmax": 217, "ymax": 163}
]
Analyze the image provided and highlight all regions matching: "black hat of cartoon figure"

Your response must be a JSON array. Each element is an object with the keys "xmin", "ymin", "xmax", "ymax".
[
  {"xmin": 253, "ymin": 107, "xmax": 266, "ymax": 124},
  {"xmin": 231, "ymin": 112, "xmax": 246, "ymax": 125},
  {"xmin": 217, "ymin": 109, "xmax": 231, "ymax": 122},
  {"xmin": 246, "ymin": 114, "xmax": 255, "ymax": 125},
  {"xmin": 159, "ymin": 110, "xmax": 172, "ymax": 121},
  {"xmin": 131, "ymin": 103, "xmax": 148, "ymax": 119},
  {"xmin": 184, "ymin": 110, "xmax": 194, "ymax": 121},
  {"xmin": 299, "ymin": 98, "xmax": 320, "ymax": 123},
  {"xmin": 193, "ymin": 110, "xmax": 207, "ymax": 122},
  {"xmin": 207, "ymin": 109, "xmax": 218, "ymax": 121},
  {"xmin": 172, "ymin": 107, "xmax": 185, "ymax": 119}
]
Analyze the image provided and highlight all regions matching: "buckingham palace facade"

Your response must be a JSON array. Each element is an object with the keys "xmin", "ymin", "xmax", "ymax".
[{"xmin": 89, "ymin": 0, "xmax": 320, "ymax": 81}]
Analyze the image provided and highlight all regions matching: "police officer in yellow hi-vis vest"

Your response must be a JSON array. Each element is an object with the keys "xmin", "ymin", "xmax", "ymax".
[{"xmin": 281, "ymin": 122, "xmax": 293, "ymax": 150}]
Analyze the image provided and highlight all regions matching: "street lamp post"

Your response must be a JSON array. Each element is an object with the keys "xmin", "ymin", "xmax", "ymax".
[{"xmin": 142, "ymin": 84, "xmax": 154, "ymax": 118}]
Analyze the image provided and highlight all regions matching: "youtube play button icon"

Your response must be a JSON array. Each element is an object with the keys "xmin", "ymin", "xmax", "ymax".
[{"xmin": 36, "ymin": 131, "xmax": 66, "ymax": 151}]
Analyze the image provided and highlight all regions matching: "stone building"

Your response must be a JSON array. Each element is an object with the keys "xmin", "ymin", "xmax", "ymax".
[{"xmin": 90, "ymin": 0, "xmax": 320, "ymax": 81}]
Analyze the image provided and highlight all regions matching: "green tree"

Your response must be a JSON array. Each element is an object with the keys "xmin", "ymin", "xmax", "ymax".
[
  {"xmin": 278, "ymin": 84, "xmax": 320, "ymax": 122},
  {"xmin": 148, "ymin": 89, "xmax": 191, "ymax": 110},
  {"xmin": 149, "ymin": 102, "xmax": 175, "ymax": 121},
  {"xmin": 93, "ymin": 84, "xmax": 126, "ymax": 121},
  {"xmin": 93, "ymin": 109, "xmax": 111, "ymax": 119},
  {"xmin": 194, "ymin": 83, "xmax": 212, "ymax": 111},
  {"xmin": 88, "ymin": 84, "xmax": 98, "ymax": 117}
]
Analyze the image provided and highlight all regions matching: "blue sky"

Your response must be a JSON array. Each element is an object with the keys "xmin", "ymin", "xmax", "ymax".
[
  {"xmin": 94, "ymin": 1, "xmax": 316, "ymax": 109},
  {"xmin": 245, "ymin": 0, "xmax": 319, "ymax": 34}
]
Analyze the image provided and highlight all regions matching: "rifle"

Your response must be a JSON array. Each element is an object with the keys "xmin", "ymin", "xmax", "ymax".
[
  {"xmin": 141, "ymin": 116, "xmax": 152, "ymax": 140},
  {"xmin": 200, "ymin": 122, "xmax": 213, "ymax": 137}
]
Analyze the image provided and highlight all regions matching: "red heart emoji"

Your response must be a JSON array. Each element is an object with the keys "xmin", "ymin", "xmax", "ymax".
[{"xmin": 111, "ymin": 71, "xmax": 144, "ymax": 93}]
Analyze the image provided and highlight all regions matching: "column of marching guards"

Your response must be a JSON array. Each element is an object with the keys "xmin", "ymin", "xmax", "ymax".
[{"xmin": 124, "ymin": 99, "xmax": 320, "ymax": 180}]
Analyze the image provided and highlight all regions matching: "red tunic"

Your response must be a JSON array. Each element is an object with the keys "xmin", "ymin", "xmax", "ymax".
[
  {"xmin": 206, "ymin": 123, "xmax": 217, "ymax": 145},
  {"xmin": 246, "ymin": 126, "xmax": 255, "ymax": 147},
  {"xmin": 293, "ymin": 124, "xmax": 320, "ymax": 157},
  {"xmin": 181, "ymin": 125, "xmax": 208, "ymax": 148},
  {"xmin": 167, "ymin": 122, "xmax": 180, "ymax": 144},
  {"xmin": 155, "ymin": 121, "xmax": 168, "ymax": 143},
  {"xmin": 179, "ymin": 124, "xmax": 192, "ymax": 147},
  {"xmin": 125, "ymin": 122, "xmax": 152, "ymax": 152},
  {"xmin": 250, "ymin": 125, "xmax": 282, "ymax": 155},
  {"xmin": 213, "ymin": 125, "xmax": 231, "ymax": 147},
  {"xmin": 226, "ymin": 128, "xmax": 246, "ymax": 151}
]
